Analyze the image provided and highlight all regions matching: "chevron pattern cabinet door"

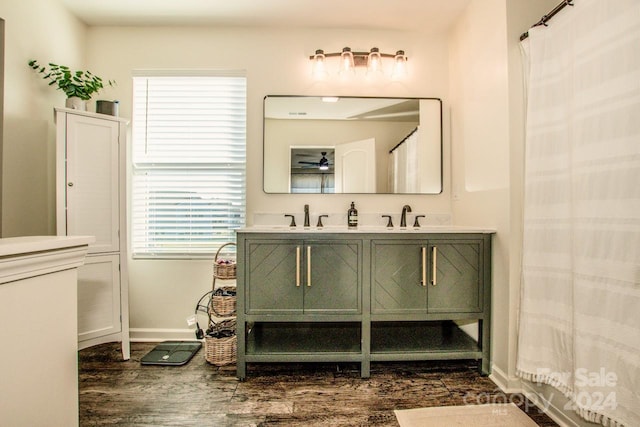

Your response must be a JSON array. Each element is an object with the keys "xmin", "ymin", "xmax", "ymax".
[
  {"xmin": 304, "ymin": 241, "xmax": 360, "ymax": 314},
  {"xmin": 246, "ymin": 241, "xmax": 303, "ymax": 314},
  {"xmin": 427, "ymin": 242, "xmax": 481, "ymax": 313},
  {"xmin": 372, "ymin": 242, "xmax": 426, "ymax": 314}
]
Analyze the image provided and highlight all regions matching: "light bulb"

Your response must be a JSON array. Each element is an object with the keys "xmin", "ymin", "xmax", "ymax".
[
  {"xmin": 340, "ymin": 47, "xmax": 355, "ymax": 75},
  {"xmin": 392, "ymin": 50, "xmax": 408, "ymax": 80},
  {"xmin": 312, "ymin": 49, "xmax": 327, "ymax": 80},
  {"xmin": 367, "ymin": 47, "xmax": 383, "ymax": 76}
]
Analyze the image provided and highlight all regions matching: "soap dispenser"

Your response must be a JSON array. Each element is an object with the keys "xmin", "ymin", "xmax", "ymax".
[{"xmin": 348, "ymin": 202, "xmax": 358, "ymax": 228}]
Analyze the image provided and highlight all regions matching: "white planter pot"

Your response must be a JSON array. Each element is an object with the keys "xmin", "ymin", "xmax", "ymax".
[{"xmin": 65, "ymin": 97, "xmax": 87, "ymax": 111}]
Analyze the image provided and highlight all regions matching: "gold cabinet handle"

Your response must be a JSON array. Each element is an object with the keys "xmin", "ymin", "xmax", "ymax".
[
  {"xmin": 421, "ymin": 247, "xmax": 427, "ymax": 287},
  {"xmin": 431, "ymin": 246, "xmax": 437, "ymax": 286},
  {"xmin": 307, "ymin": 246, "xmax": 312, "ymax": 287},
  {"xmin": 296, "ymin": 246, "xmax": 301, "ymax": 287}
]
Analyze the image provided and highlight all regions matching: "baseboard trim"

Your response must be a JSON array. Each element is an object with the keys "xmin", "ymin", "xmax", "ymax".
[
  {"xmin": 130, "ymin": 328, "xmax": 197, "ymax": 342},
  {"xmin": 520, "ymin": 381, "xmax": 581, "ymax": 427},
  {"xmin": 490, "ymin": 365, "xmax": 583, "ymax": 427},
  {"xmin": 490, "ymin": 364, "xmax": 522, "ymax": 393}
]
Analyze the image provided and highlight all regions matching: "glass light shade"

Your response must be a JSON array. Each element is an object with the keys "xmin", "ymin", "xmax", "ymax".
[
  {"xmin": 312, "ymin": 49, "xmax": 327, "ymax": 80},
  {"xmin": 319, "ymin": 153, "xmax": 329, "ymax": 170},
  {"xmin": 392, "ymin": 50, "xmax": 408, "ymax": 80},
  {"xmin": 367, "ymin": 47, "xmax": 383, "ymax": 75},
  {"xmin": 340, "ymin": 47, "xmax": 355, "ymax": 75}
]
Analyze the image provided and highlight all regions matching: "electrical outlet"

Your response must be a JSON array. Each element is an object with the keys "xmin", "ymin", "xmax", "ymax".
[{"xmin": 186, "ymin": 314, "xmax": 197, "ymax": 326}]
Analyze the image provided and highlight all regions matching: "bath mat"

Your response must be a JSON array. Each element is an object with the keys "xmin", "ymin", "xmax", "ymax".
[
  {"xmin": 395, "ymin": 403, "xmax": 538, "ymax": 427},
  {"xmin": 141, "ymin": 341, "xmax": 202, "ymax": 366}
]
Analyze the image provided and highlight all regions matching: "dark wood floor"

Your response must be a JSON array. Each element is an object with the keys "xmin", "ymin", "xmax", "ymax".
[{"xmin": 79, "ymin": 342, "xmax": 559, "ymax": 426}]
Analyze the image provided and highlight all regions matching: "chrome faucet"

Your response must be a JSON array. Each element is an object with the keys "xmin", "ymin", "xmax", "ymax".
[
  {"xmin": 304, "ymin": 204, "xmax": 310, "ymax": 227},
  {"xmin": 317, "ymin": 214, "xmax": 328, "ymax": 228},
  {"xmin": 284, "ymin": 214, "xmax": 296, "ymax": 227},
  {"xmin": 400, "ymin": 205, "xmax": 412, "ymax": 227}
]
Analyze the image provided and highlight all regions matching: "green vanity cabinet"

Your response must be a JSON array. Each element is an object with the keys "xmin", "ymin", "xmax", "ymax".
[
  {"xmin": 244, "ymin": 240, "xmax": 301, "ymax": 314},
  {"xmin": 427, "ymin": 241, "xmax": 483, "ymax": 313},
  {"xmin": 371, "ymin": 241, "xmax": 424, "ymax": 314},
  {"xmin": 236, "ymin": 230, "xmax": 493, "ymax": 380},
  {"xmin": 244, "ymin": 239, "xmax": 361, "ymax": 315},
  {"xmin": 372, "ymin": 239, "xmax": 483, "ymax": 315}
]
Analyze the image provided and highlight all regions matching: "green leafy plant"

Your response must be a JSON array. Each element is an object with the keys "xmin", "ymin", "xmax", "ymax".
[{"xmin": 28, "ymin": 60, "xmax": 115, "ymax": 101}]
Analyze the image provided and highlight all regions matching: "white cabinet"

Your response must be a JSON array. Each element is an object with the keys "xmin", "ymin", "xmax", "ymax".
[
  {"xmin": 0, "ymin": 236, "xmax": 93, "ymax": 427},
  {"xmin": 55, "ymin": 108, "xmax": 130, "ymax": 360},
  {"xmin": 77, "ymin": 254, "xmax": 121, "ymax": 342}
]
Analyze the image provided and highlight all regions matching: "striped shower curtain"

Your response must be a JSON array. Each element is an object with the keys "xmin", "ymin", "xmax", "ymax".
[
  {"xmin": 390, "ymin": 129, "xmax": 419, "ymax": 193},
  {"xmin": 517, "ymin": 1, "xmax": 640, "ymax": 426}
]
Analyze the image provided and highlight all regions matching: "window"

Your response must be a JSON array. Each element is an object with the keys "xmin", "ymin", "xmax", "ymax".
[{"xmin": 131, "ymin": 72, "xmax": 246, "ymax": 258}]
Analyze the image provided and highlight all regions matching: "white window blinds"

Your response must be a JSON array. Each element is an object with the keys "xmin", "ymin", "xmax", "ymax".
[{"xmin": 131, "ymin": 73, "xmax": 246, "ymax": 258}]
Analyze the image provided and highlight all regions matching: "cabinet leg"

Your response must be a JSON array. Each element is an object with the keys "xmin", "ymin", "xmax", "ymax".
[
  {"xmin": 237, "ymin": 361, "xmax": 246, "ymax": 380},
  {"xmin": 480, "ymin": 358, "xmax": 490, "ymax": 376},
  {"xmin": 121, "ymin": 338, "xmax": 130, "ymax": 361},
  {"xmin": 361, "ymin": 360, "xmax": 370, "ymax": 378},
  {"xmin": 478, "ymin": 319, "xmax": 491, "ymax": 376}
]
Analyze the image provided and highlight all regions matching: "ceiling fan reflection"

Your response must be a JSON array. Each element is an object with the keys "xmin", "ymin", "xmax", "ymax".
[{"xmin": 298, "ymin": 151, "xmax": 331, "ymax": 170}]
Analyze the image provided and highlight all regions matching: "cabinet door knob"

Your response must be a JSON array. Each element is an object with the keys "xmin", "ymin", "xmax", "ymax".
[{"xmin": 67, "ymin": 182, "xmax": 74, "ymax": 187}]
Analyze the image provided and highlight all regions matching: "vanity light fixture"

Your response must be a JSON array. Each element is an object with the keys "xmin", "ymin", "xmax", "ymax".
[{"xmin": 310, "ymin": 47, "xmax": 408, "ymax": 80}]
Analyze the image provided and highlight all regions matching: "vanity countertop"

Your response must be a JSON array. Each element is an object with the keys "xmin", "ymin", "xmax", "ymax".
[
  {"xmin": 0, "ymin": 235, "xmax": 95, "ymax": 258},
  {"xmin": 238, "ymin": 225, "xmax": 496, "ymax": 234}
]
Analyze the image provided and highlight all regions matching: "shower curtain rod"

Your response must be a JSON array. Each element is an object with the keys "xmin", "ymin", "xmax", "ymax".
[
  {"xmin": 389, "ymin": 127, "xmax": 418, "ymax": 154},
  {"xmin": 520, "ymin": 0, "xmax": 574, "ymax": 41}
]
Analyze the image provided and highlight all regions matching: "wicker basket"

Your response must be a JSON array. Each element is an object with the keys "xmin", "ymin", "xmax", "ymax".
[
  {"xmin": 209, "ymin": 286, "xmax": 237, "ymax": 317},
  {"xmin": 209, "ymin": 317, "xmax": 236, "ymax": 333},
  {"xmin": 204, "ymin": 318, "xmax": 237, "ymax": 366},
  {"xmin": 213, "ymin": 242, "xmax": 237, "ymax": 279},
  {"xmin": 205, "ymin": 335, "xmax": 237, "ymax": 366}
]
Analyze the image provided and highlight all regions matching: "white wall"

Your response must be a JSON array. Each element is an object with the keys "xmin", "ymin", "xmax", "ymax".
[
  {"xmin": 84, "ymin": 26, "xmax": 454, "ymax": 335},
  {"xmin": 449, "ymin": 0, "xmax": 511, "ymax": 381},
  {"xmin": 0, "ymin": 0, "xmax": 88, "ymax": 237},
  {"xmin": 448, "ymin": 0, "xmax": 558, "ymax": 384}
]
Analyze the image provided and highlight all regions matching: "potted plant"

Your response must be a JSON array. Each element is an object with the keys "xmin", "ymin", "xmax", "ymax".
[{"xmin": 28, "ymin": 60, "xmax": 115, "ymax": 110}]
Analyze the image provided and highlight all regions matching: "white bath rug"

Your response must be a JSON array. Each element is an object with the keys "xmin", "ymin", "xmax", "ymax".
[{"xmin": 394, "ymin": 403, "xmax": 539, "ymax": 427}]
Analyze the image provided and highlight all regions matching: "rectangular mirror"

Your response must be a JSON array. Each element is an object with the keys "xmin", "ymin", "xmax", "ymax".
[{"xmin": 263, "ymin": 95, "xmax": 442, "ymax": 194}]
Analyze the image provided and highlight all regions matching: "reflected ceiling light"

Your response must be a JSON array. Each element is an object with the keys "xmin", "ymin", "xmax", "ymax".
[
  {"xmin": 318, "ymin": 152, "xmax": 330, "ymax": 171},
  {"xmin": 321, "ymin": 97, "xmax": 339, "ymax": 103},
  {"xmin": 310, "ymin": 47, "xmax": 408, "ymax": 80}
]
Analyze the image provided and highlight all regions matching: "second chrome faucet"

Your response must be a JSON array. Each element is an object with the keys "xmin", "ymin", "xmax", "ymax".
[
  {"xmin": 382, "ymin": 205, "xmax": 425, "ymax": 228},
  {"xmin": 400, "ymin": 205, "xmax": 412, "ymax": 227},
  {"xmin": 285, "ymin": 204, "xmax": 319, "ymax": 228},
  {"xmin": 304, "ymin": 204, "xmax": 310, "ymax": 227}
]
